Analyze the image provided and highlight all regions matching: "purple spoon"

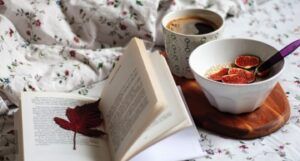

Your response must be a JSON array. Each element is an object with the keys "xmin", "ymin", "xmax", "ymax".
[{"xmin": 256, "ymin": 39, "xmax": 300, "ymax": 75}]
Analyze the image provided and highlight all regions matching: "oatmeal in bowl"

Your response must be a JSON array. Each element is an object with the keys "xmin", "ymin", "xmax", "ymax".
[{"xmin": 189, "ymin": 38, "xmax": 285, "ymax": 114}]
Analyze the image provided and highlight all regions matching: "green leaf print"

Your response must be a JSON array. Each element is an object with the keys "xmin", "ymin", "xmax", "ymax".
[{"xmin": 136, "ymin": 0, "xmax": 143, "ymax": 6}]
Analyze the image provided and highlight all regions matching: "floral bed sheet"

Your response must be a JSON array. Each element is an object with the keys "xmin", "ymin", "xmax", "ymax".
[{"xmin": 0, "ymin": 0, "xmax": 299, "ymax": 160}]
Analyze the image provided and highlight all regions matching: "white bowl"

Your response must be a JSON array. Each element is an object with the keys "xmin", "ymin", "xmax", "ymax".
[{"xmin": 189, "ymin": 38, "xmax": 285, "ymax": 114}]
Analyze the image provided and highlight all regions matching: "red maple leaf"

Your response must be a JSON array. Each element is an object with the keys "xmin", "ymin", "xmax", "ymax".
[{"xmin": 54, "ymin": 101, "xmax": 106, "ymax": 150}]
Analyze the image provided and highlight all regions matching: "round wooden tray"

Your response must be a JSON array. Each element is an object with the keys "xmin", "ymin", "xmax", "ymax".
[{"xmin": 175, "ymin": 77, "xmax": 290, "ymax": 139}]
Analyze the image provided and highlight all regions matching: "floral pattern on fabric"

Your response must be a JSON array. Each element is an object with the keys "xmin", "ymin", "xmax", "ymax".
[
  {"xmin": 193, "ymin": 0, "xmax": 300, "ymax": 161},
  {"xmin": 0, "ymin": 0, "xmax": 286, "ymax": 161}
]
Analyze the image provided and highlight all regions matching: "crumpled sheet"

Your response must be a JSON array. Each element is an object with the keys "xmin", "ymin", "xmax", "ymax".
[
  {"xmin": 0, "ymin": 0, "xmax": 257, "ymax": 160},
  {"xmin": 0, "ymin": 0, "xmax": 255, "ymax": 111}
]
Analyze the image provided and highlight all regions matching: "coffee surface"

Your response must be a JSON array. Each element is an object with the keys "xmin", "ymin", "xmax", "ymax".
[{"xmin": 167, "ymin": 17, "xmax": 216, "ymax": 35}]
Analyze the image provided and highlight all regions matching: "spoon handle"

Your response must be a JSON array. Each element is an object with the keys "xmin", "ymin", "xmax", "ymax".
[{"xmin": 257, "ymin": 39, "xmax": 300, "ymax": 72}]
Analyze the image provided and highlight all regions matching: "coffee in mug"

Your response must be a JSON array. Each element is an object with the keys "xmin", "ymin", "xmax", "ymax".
[{"xmin": 166, "ymin": 16, "xmax": 217, "ymax": 35}]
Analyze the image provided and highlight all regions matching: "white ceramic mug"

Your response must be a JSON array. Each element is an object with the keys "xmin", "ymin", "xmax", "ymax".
[{"xmin": 162, "ymin": 9, "xmax": 224, "ymax": 79}]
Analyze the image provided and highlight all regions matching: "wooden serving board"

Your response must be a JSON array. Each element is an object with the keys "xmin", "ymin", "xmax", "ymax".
[{"xmin": 175, "ymin": 77, "xmax": 290, "ymax": 139}]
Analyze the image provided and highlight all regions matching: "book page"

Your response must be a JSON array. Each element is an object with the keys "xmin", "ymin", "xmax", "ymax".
[
  {"xmin": 20, "ymin": 92, "xmax": 111, "ymax": 161},
  {"xmin": 130, "ymin": 86, "xmax": 206, "ymax": 161},
  {"xmin": 99, "ymin": 38, "xmax": 165, "ymax": 161},
  {"xmin": 130, "ymin": 126, "xmax": 204, "ymax": 161},
  {"xmin": 129, "ymin": 85, "xmax": 205, "ymax": 161},
  {"xmin": 123, "ymin": 53, "xmax": 194, "ymax": 160}
]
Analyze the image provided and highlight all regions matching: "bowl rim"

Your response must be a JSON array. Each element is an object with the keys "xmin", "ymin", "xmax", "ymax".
[{"xmin": 189, "ymin": 38, "xmax": 286, "ymax": 87}]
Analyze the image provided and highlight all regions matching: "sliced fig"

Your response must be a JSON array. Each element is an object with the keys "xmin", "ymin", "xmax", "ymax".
[
  {"xmin": 208, "ymin": 68, "xmax": 229, "ymax": 81},
  {"xmin": 228, "ymin": 67, "xmax": 256, "ymax": 83},
  {"xmin": 221, "ymin": 74, "xmax": 248, "ymax": 84},
  {"xmin": 235, "ymin": 55, "xmax": 260, "ymax": 69}
]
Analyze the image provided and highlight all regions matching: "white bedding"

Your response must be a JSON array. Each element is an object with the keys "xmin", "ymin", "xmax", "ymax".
[{"xmin": 0, "ymin": 0, "xmax": 260, "ymax": 160}]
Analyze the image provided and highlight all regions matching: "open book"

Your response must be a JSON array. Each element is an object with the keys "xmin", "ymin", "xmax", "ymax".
[{"xmin": 15, "ymin": 38, "xmax": 204, "ymax": 161}]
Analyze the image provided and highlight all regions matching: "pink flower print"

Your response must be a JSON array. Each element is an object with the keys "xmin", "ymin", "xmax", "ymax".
[
  {"xmin": 28, "ymin": 85, "xmax": 36, "ymax": 91},
  {"xmin": 279, "ymin": 145, "xmax": 284, "ymax": 149},
  {"xmin": 106, "ymin": 0, "xmax": 114, "ymax": 5},
  {"xmin": 69, "ymin": 50, "xmax": 76, "ymax": 57},
  {"xmin": 243, "ymin": 0, "xmax": 248, "ymax": 4},
  {"xmin": 205, "ymin": 149, "xmax": 214, "ymax": 155},
  {"xmin": 0, "ymin": 0, "xmax": 4, "ymax": 5},
  {"xmin": 64, "ymin": 70, "xmax": 69, "ymax": 76},
  {"xmin": 73, "ymin": 36, "xmax": 80, "ymax": 43},
  {"xmin": 144, "ymin": 33, "xmax": 152, "ymax": 39},
  {"xmin": 34, "ymin": 19, "xmax": 41, "ymax": 27},
  {"xmin": 119, "ymin": 23, "xmax": 127, "ymax": 30},
  {"xmin": 122, "ymin": 11, "xmax": 127, "ymax": 16},
  {"xmin": 115, "ymin": 55, "xmax": 121, "ymax": 61},
  {"xmin": 26, "ymin": 30, "xmax": 31, "ymax": 36},
  {"xmin": 239, "ymin": 145, "xmax": 248, "ymax": 150},
  {"xmin": 171, "ymin": 0, "xmax": 176, "ymax": 5}
]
